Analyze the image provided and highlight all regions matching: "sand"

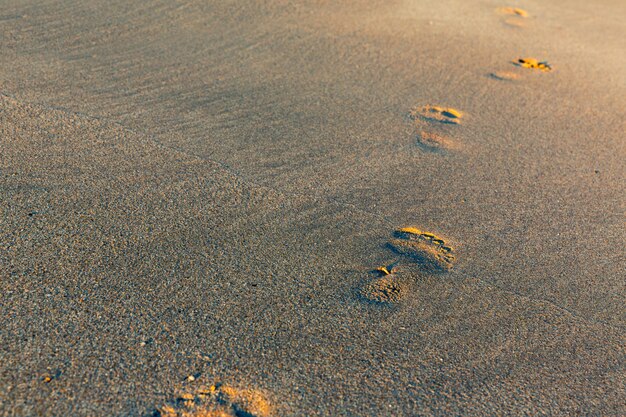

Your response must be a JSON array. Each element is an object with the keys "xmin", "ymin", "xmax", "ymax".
[{"xmin": 1, "ymin": 0, "xmax": 625, "ymax": 416}]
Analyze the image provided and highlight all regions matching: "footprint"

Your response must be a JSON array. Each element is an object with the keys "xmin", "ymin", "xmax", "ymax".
[
  {"xmin": 415, "ymin": 131, "xmax": 456, "ymax": 151},
  {"xmin": 504, "ymin": 17, "xmax": 526, "ymax": 27},
  {"xmin": 498, "ymin": 7, "xmax": 529, "ymax": 17},
  {"xmin": 157, "ymin": 383, "xmax": 271, "ymax": 417},
  {"xmin": 359, "ymin": 227, "xmax": 455, "ymax": 304},
  {"xmin": 388, "ymin": 227, "xmax": 455, "ymax": 271},
  {"xmin": 490, "ymin": 71, "xmax": 521, "ymax": 81},
  {"xmin": 514, "ymin": 58, "xmax": 552, "ymax": 72},
  {"xmin": 410, "ymin": 105, "xmax": 464, "ymax": 125},
  {"xmin": 360, "ymin": 275, "xmax": 407, "ymax": 305},
  {"xmin": 496, "ymin": 7, "xmax": 529, "ymax": 28}
]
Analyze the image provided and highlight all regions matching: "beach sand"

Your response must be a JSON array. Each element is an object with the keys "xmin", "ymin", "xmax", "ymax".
[{"xmin": 1, "ymin": 0, "xmax": 625, "ymax": 415}]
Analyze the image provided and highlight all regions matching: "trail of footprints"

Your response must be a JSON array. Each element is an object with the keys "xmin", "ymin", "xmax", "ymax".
[
  {"xmin": 360, "ymin": 227, "xmax": 456, "ymax": 305},
  {"xmin": 369, "ymin": 5, "xmax": 554, "ymax": 305},
  {"xmin": 492, "ymin": 7, "xmax": 553, "ymax": 80},
  {"xmin": 154, "ymin": 4, "xmax": 555, "ymax": 414},
  {"xmin": 411, "ymin": 6, "xmax": 552, "ymax": 151}
]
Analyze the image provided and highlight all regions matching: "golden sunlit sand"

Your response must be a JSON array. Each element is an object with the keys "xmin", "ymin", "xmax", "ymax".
[
  {"xmin": 157, "ymin": 384, "xmax": 271, "ymax": 417},
  {"xmin": 515, "ymin": 58, "xmax": 553, "ymax": 71}
]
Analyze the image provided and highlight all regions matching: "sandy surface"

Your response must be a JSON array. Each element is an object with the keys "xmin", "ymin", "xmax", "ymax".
[{"xmin": 1, "ymin": 0, "xmax": 625, "ymax": 416}]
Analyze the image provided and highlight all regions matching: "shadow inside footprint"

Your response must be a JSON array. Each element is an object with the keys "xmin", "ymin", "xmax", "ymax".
[
  {"xmin": 415, "ymin": 131, "xmax": 456, "ymax": 152},
  {"xmin": 489, "ymin": 71, "xmax": 521, "ymax": 81},
  {"xmin": 388, "ymin": 228, "xmax": 455, "ymax": 272},
  {"xmin": 410, "ymin": 105, "xmax": 464, "ymax": 125}
]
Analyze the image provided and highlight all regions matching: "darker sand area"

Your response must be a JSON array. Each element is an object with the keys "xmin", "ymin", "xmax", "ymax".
[{"xmin": 1, "ymin": 1, "xmax": 625, "ymax": 416}]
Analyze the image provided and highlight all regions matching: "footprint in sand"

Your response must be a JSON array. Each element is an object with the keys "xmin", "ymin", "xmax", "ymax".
[
  {"xmin": 491, "ymin": 58, "xmax": 551, "ymax": 82},
  {"xmin": 490, "ymin": 71, "xmax": 522, "ymax": 81},
  {"xmin": 497, "ymin": 7, "xmax": 529, "ymax": 28},
  {"xmin": 498, "ymin": 7, "xmax": 529, "ymax": 18},
  {"xmin": 360, "ymin": 263, "xmax": 408, "ymax": 305},
  {"xmin": 359, "ymin": 227, "xmax": 456, "ymax": 304},
  {"xmin": 415, "ymin": 131, "xmax": 457, "ymax": 151},
  {"xmin": 360, "ymin": 276, "xmax": 408, "ymax": 304},
  {"xmin": 410, "ymin": 105, "xmax": 464, "ymax": 125},
  {"xmin": 388, "ymin": 227, "xmax": 455, "ymax": 272},
  {"xmin": 514, "ymin": 58, "xmax": 552, "ymax": 72},
  {"xmin": 157, "ymin": 383, "xmax": 271, "ymax": 417},
  {"xmin": 409, "ymin": 105, "xmax": 464, "ymax": 151}
]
